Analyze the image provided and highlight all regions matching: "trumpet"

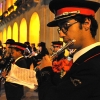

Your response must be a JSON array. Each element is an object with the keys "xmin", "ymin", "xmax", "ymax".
[
  {"xmin": 51, "ymin": 39, "xmax": 76, "ymax": 59},
  {"xmin": 35, "ymin": 39, "xmax": 76, "ymax": 71}
]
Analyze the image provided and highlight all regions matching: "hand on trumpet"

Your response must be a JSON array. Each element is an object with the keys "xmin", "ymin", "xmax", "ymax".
[
  {"xmin": 37, "ymin": 55, "xmax": 52, "ymax": 70},
  {"xmin": 1, "ymin": 70, "xmax": 7, "ymax": 78}
]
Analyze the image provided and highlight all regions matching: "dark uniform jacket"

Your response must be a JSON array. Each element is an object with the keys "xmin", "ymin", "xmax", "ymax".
[
  {"xmin": 33, "ymin": 48, "xmax": 49, "ymax": 67},
  {"xmin": 37, "ymin": 46, "xmax": 100, "ymax": 100},
  {"xmin": 0, "ymin": 54, "xmax": 12, "ymax": 70},
  {"xmin": 5, "ymin": 57, "xmax": 28, "ymax": 100}
]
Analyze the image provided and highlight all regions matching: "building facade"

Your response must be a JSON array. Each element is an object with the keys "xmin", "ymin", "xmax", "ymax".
[{"xmin": 0, "ymin": 0, "xmax": 100, "ymax": 49}]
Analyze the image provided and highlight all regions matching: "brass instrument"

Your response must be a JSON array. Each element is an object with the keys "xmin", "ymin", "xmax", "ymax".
[
  {"xmin": 51, "ymin": 39, "xmax": 76, "ymax": 59},
  {"xmin": 0, "ymin": 57, "xmax": 14, "ymax": 84},
  {"xmin": 35, "ymin": 39, "xmax": 76, "ymax": 71}
]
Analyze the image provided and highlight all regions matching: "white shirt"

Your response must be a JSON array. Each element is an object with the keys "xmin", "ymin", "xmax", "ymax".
[{"xmin": 73, "ymin": 42, "xmax": 100, "ymax": 63}]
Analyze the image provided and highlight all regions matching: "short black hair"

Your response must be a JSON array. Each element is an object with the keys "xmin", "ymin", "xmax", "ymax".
[{"xmin": 71, "ymin": 15, "xmax": 98, "ymax": 38}]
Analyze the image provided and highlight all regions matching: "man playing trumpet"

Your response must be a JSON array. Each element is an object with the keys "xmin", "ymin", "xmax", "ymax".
[{"xmin": 36, "ymin": 0, "xmax": 100, "ymax": 100}]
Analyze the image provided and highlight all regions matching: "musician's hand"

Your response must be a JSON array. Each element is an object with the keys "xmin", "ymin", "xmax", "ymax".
[
  {"xmin": 1, "ymin": 71, "xmax": 7, "ymax": 78},
  {"xmin": 31, "ymin": 51, "xmax": 38, "ymax": 56},
  {"xmin": 37, "ymin": 61, "xmax": 41, "ymax": 65},
  {"xmin": 39, "ymin": 55, "xmax": 52, "ymax": 70},
  {"xmin": 0, "ymin": 56, "xmax": 2, "ymax": 59}
]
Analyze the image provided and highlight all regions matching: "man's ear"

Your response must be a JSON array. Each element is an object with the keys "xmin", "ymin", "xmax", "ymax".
[{"xmin": 83, "ymin": 18, "xmax": 91, "ymax": 31}]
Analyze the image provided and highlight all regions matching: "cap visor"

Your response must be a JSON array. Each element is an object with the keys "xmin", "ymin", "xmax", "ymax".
[
  {"xmin": 47, "ymin": 20, "xmax": 58, "ymax": 27},
  {"xmin": 47, "ymin": 14, "xmax": 75, "ymax": 27}
]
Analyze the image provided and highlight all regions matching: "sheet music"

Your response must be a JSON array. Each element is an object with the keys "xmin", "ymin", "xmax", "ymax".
[{"xmin": 6, "ymin": 64, "xmax": 38, "ymax": 89}]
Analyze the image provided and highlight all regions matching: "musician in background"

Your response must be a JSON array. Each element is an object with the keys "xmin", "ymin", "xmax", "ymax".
[
  {"xmin": 31, "ymin": 43, "xmax": 37, "ymax": 53},
  {"xmin": 0, "ymin": 40, "xmax": 3, "ymax": 59},
  {"xmin": 24, "ymin": 41, "xmax": 32, "ymax": 54},
  {"xmin": 36, "ymin": 0, "xmax": 100, "ymax": 100},
  {"xmin": 33, "ymin": 42, "xmax": 49, "ymax": 68},
  {"xmin": 2, "ymin": 42, "xmax": 28, "ymax": 100},
  {"xmin": 33, "ymin": 42, "xmax": 49, "ymax": 92},
  {"xmin": 0, "ymin": 39, "xmax": 15, "ymax": 71}
]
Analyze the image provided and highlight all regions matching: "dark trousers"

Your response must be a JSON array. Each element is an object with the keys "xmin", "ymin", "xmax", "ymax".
[{"xmin": 4, "ymin": 82, "xmax": 24, "ymax": 100}]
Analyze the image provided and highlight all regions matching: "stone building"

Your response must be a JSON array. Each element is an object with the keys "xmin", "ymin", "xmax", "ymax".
[{"xmin": 0, "ymin": 0, "xmax": 100, "ymax": 50}]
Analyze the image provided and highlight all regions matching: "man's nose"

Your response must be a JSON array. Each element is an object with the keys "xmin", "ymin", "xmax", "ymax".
[{"xmin": 59, "ymin": 31, "xmax": 66, "ymax": 38}]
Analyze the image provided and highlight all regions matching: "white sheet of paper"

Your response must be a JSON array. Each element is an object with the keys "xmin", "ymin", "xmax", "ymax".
[{"xmin": 6, "ymin": 64, "xmax": 38, "ymax": 89}]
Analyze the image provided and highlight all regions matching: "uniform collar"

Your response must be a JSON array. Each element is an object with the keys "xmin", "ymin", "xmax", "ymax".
[
  {"xmin": 14, "ymin": 56, "xmax": 24, "ymax": 63},
  {"xmin": 73, "ymin": 42, "xmax": 100, "ymax": 63}
]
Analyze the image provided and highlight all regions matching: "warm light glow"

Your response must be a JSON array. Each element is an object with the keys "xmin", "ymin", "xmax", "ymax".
[
  {"xmin": 11, "ymin": 0, "xmax": 17, "ymax": 5},
  {"xmin": 2, "ymin": 0, "xmax": 6, "ymax": 14},
  {"xmin": 29, "ymin": 12, "xmax": 40, "ymax": 47},
  {"xmin": 7, "ymin": 26, "xmax": 11, "ymax": 39},
  {"xmin": 20, "ymin": 18, "xmax": 27, "ymax": 43},
  {"xmin": 34, "ymin": 0, "xmax": 40, "ymax": 3},
  {"xmin": 6, "ymin": 0, "xmax": 11, "ymax": 11},
  {"xmin": 0, "ymin": 32, "xmax": 3, "ymax": 42},
  {"xmin": 14, "ymin": 5, "xmax": 17, "ymax": 11},
  {"xmin": 3, "ymin": 28, "xmax": 7, "ymax": 47},
  {"xmin": 9, "ymin": 0, "xmax": 17, "ymax": 13},
  {"xmin": 0, "ymin": 3, "xmax": 2, "ymax": 16},
  {"xmin": 13, "ymin": 22, "xmax": 18, "ymax": 42},
  {"xmin": 11, "ymin": 0, "xmax": 17, "ymax": 11}
]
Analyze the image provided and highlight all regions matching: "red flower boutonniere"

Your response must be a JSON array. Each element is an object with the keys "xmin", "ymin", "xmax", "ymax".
[{"xmin": 52, "ymin": 57, "xmax": 73, "ymax": 78}]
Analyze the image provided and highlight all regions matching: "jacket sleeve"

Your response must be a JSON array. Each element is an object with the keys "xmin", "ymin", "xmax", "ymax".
[{"xmin": 36, "ymin": 63, "xmax": 100, "ymax": 100}]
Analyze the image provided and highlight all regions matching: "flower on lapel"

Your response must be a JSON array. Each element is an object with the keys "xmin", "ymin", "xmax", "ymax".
[{"xmin": 52, "ymin": 57, "xmax": 73, "ymax": 77}]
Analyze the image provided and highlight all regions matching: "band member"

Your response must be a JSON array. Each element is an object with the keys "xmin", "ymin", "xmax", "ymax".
[
  {"xmin": 31, "ymin": 43, "xmax": 37, "ymax": 53},
  {"xmin": 36, "ymin": 0, "xmax": 100, "ymax": 100},
  {"xmin": 24, "ymin": 41, "xmax": 32, "ymax": 55},
  {"xmin": 51, "ymin": 41, "xmax": 64, "ymax": 57},
  {"xmin": 0, "ymin": 40, "xmax": 3, "ymax": 59},
  {"xmin": 2, "ymin": 42, "xmax": 28, "ymax": 100},
  {"xmin": 0, "ymin": 39, "xmax": 15, "ymax": 71},
  {"xmin": 33, "ymin": 42, "xmax": 49, "ymax": 92},
  {"xmin": 0, "ymin": 39, "xmax": 15, "ymax": 99},
  {"xmin": 33, "ymin": 42, "xmax": 49, "ymax": 68}
]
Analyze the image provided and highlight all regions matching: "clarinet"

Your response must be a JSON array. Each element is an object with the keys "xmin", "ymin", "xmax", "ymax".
[{"xmin": 0, "ymin": 57, "xmax": 14, "ymax": 84}]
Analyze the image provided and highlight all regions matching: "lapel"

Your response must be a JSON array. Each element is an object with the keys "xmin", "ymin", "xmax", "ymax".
[
  {"xmin": 74, "ymin": 46, "xmax": 100, "ymax": 64},
  {"xmin": 64, "ymin": 46, "xmax": 100, "ymax": 78}
]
